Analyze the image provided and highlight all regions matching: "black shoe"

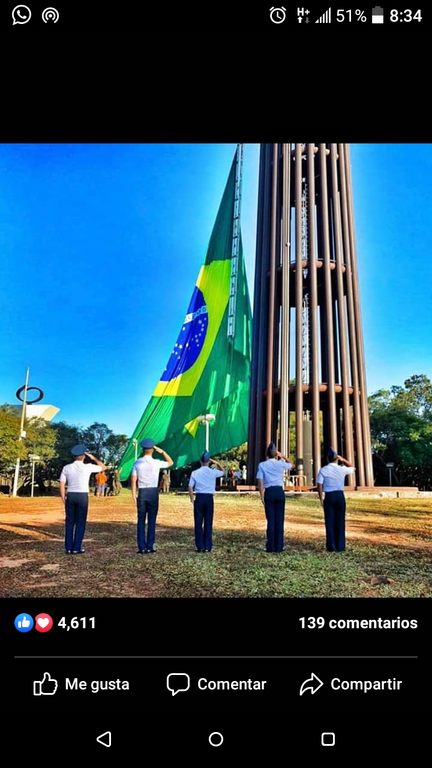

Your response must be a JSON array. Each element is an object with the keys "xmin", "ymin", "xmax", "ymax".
[
  {"xmin": 137, "ymin": 549, "xmax": 146, "ymax": 555},
  {"xmin": 72, "ymin": 549, "xmax": 85, "ymax": 554},
  {"xmin": 65, "ymin": 550, "xmax": 72, "ymax": 555},
  {"xmin": 196, "ymin": 548, "xmax": 202, "ymax": 553},
  {"xmin": 147, "ymin": 547, "xmax": 156, "ymax": 553}
]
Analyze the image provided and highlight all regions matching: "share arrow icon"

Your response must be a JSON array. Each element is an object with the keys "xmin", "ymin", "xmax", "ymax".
[{"xmin": 299, "ymin": 673, "xmax": 324, "ymax": 696}]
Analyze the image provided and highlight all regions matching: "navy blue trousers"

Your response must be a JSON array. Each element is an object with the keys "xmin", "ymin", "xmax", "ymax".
[
  {"xmin": 264, "ymin": 486, "xmax": 285, "ymax": 552},
  {"xmin": 65, "ymin": 492, "xmax": 89, "ymax": 552},
  {"xmin": 323, "ymin": 490, "xmax": 346, "ymax": 551},
  {"xmin": 137, "ymin": 488, "xmax": 159, "ymax": 550},
  {"xmin": 194, "ymin": 493, "xmax": 214, "ymax": 551}
]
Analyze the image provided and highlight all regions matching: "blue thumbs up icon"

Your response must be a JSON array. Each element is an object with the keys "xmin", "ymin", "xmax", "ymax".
[{"xmin": 15, "ymin": 613, "xmax": 34, "ymax": 632}]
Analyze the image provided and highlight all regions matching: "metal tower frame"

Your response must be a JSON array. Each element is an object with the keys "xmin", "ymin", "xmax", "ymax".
[{"xmin": 247, "ymin": 143, "xmax": 374, "ymax": 488}]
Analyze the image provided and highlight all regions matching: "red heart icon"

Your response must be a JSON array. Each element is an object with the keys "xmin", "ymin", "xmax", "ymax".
[{"xmin": 35, "ymin": 613, "xmax": 53, "ymax": 633}]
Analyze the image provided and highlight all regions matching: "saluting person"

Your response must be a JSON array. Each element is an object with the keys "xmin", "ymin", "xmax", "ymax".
[
  {"xmin": 131, "ymin": 439, "xmax": 173, "ymax": 554},
  {"xmin": 188, "ymin": 451, "xmax": 225, "ymax": 552},
  {"xmin": 256, "ymin": 443, "xmax": 295, "ymax": 553},
  {"xmin": 316, "ymin": 448, "xmax": 354, "ymax": 552},
  {"xmin": 59, "ymin": 445, "xmax": 106, "ymax": 554}
]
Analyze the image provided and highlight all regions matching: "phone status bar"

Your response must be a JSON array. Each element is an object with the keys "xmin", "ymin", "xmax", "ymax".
[{"xmin": 2, "ymin": 4, "xmax": 427, "ymax": 31}]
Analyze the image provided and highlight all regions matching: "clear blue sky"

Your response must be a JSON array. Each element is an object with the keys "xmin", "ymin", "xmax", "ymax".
[{"xmin": 1, "ymin": 144, "xmax": 431, "ymax": 437}]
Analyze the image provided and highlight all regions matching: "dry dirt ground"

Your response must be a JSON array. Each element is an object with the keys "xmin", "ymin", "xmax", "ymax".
[{"xmin": 0, "ymin": 491, "xmax": 431, "ymax": 598}]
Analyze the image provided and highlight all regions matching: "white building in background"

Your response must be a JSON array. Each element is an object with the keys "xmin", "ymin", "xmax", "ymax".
[{"xmin": 10, "ymin": 404, "xmax": 60, "ymax": 422}]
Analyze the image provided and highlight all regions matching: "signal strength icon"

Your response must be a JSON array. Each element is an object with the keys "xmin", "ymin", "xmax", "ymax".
[{"xmin": 315, "ymin": 8, "xmax": 331, "ymax": 22}]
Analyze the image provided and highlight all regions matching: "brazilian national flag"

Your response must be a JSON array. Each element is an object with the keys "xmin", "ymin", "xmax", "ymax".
[{"xmin": 119, "ymin": 151, "xmax": 252, "ymax": 479}]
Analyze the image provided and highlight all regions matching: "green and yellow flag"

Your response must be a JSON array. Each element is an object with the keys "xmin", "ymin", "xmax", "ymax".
[{"xmin": 119, "ymin": 152, "xmax": 252, "ymax": 479}]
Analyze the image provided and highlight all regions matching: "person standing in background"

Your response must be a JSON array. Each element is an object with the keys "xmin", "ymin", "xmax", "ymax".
[
  {"xmin": 95, "ymin": 469, "xmax": 108, "ymax": 497},
  {"xmin": 162, "ymin": 469, "xmax": 171, "ymax": 493}
]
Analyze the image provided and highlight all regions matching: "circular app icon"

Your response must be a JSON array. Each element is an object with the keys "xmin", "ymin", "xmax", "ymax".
[
  {"xmin": 12, "ymin": 5, "xmax": 32, "ymax": 25},
  {"xmin": 14, "ymin": 613, "xmax": 34, "ymax": 632},
  {"xmin": 35, "ymin": 613, "xmax": 54, "ymax": 633},
  {"xmin": 42, "ymin": 8, "xmax": 60, "ymax": 23}
]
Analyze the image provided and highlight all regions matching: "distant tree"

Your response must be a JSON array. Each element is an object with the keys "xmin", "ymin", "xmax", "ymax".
[
  {"xmin": 0, "ymin": 406, "xmax": 26, "ymax": 476},
  {"xmin": 104, "ymin": 432, "xmax": 129, "ymax": 464},
  {"xmin": 82, "ymin": 422, "xmax": 116, "ymax": 462},
  {"xmin": 0, "ymin": 415, "xmax": 130, "ymax": 494},
  {"xmin": 369, "ymin": 375, "xmax": 432, "ymax": 490},
  {"xmin": 51, "ymin": 421, "xmax": 83, "ymax": 463},
  {"xmin": 19, "ymin": 417, "xmax": 57, "ymax": 493},
  {"xmin": 29, "ymin": 421, "xmax": 84, "ymax": 491},
  {"xmin": 213, "ymin": 443, "xmax": 247, "ymax": 471},
  {"xmin": 25, "ymin": 418, "xmax": 57, "ymax": 462}
]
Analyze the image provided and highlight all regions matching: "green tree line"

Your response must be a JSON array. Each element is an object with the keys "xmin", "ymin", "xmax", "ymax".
[
  {"xmin": 0, "ymin": 407, "xmax": 128, "ymax": 493},
  {"xmin": 1, "ymin": 373, "xmax": 431, "ymax": 493},
  {"xmin": 369, "ymin": 374, "xmax": 432, "ymax": 490}
]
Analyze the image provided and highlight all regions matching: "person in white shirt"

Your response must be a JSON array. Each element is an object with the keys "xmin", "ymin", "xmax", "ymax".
[
  {"xmin": 256, "ymin": 442, "xmax": 295, "ymax": 553},
  {"xmin": 131, "ymin": 438, "xmax": 173, "ymax": 554},
  {"xmin": 316, "ymin": 448, "xmax": 355, "ymax": 552},
  {"xmin": 59, "ymin": 444, "xmax": 106, "ymax": 554},
  {"xmin": 188, "ymin": 451, "xmax": 225, "ymax": 552}
]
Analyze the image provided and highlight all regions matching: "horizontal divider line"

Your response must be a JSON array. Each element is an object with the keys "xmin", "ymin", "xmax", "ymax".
[{"xmin": 15, "ymin": 655, "xmax": 418, "ymax": 659}]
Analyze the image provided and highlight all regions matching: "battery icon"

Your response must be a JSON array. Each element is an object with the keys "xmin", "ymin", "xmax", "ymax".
[{"xmin": 372, "ymin": 6, "xmax": 384, "ymax": 23}]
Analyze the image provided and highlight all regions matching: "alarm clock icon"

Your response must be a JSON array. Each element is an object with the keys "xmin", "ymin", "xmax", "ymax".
[{"xmin": 270, "ymin": 6, "xmax": 286, "ymax": 23}]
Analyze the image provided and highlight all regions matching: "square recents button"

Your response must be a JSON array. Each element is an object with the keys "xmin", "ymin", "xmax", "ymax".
[{"xmin": 321, "ymin": 733, "xmax": 336, "ymax": 747}]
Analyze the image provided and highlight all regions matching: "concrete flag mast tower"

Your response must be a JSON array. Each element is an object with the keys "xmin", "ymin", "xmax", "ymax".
[{"xmin": 247, "ymin": 144, "xmax": 374, "ymax": 488}]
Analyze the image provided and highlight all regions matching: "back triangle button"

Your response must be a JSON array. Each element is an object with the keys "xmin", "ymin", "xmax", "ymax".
[{"xmin": 96, "ymin": 731, "xmax": 112, "ymax": 748}]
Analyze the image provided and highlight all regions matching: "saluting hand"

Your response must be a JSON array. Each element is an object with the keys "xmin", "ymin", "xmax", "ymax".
[{"xmin": 153, "ymin": 446, "xmax": 163, "ymax": 454}]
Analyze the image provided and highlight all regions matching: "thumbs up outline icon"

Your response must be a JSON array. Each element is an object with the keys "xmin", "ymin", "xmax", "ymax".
[{"xmin": 33, "ymin": 673, "xmax": 58, "ymax": 696}]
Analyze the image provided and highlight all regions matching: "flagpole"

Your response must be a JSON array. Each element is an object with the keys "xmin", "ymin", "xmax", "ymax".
[
  {"xmin": 12, "ymin": 367, "xmax": 30, "ymax": 497},
  {"xmin": 227, "ymin": 143, "xmax": 243, "ymax": 339},
  {"xmin": 198, "ymin": 414, "xmax": 216, "ymax": 453}
]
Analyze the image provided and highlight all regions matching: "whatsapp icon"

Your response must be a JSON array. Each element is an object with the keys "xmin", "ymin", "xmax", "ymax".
[{"xmin": 12, "ymin": 5, "xmax": 32, "ymax": 25}]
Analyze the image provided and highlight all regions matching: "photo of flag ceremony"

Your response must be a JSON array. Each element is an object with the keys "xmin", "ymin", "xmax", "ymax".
[{"xmin": 1, "ymin": 143, "xmax": 431, "ymax": 599}]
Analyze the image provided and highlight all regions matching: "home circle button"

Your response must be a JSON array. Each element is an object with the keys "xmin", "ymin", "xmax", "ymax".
[{"xmin": 209, "ymin": 732, "xmax": 224, "ymax": 747}]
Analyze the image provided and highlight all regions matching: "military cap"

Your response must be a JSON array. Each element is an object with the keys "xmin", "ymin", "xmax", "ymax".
[
  {"xmin": 140, "ymin": 438, "xmax": 155, "ymax": 449},
  {"xmin": 71, "ymin": 444, "xmax": 88, "ymax": 456}
]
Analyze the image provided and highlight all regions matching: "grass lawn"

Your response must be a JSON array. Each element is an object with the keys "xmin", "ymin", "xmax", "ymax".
[{"xmin": 0, "ymin": 491, "xmax": 431, "ymax": 598}]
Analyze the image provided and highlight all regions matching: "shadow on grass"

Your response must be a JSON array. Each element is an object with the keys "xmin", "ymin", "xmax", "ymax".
[
  {"xmin": 1, "ymin": 518, "xmax": 430, "ymax": 556},
  {"xmin": 1, "ymin": 517, "xmax": 431, "ymax": 600}
]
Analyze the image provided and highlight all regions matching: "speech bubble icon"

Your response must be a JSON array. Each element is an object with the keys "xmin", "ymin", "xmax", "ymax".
[
  {"xmin": 167, "ymin": 673, "xmax": 190, "ymax": 696},
  {"xmin": 12, "ymin": 5, "xmax": 32, "ymax": 25}
]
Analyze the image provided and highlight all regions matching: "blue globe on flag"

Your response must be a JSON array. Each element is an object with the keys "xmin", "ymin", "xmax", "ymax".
[{"xmin": 161, "ymin": 287, "xmax": 208, "ymax": 381}]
